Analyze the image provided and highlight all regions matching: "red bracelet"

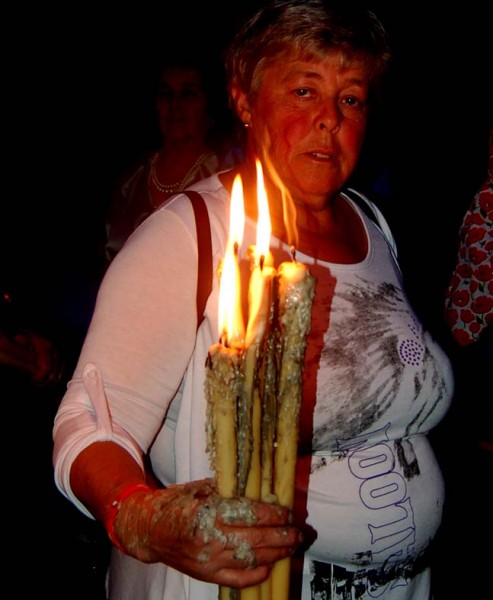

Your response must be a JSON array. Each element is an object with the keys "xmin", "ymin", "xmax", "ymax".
[{"xmin": 105, "ymin": 483, "xmax": 152, "ymax": 552}]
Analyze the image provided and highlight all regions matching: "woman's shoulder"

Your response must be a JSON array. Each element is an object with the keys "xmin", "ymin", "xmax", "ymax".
[{"xmin": 157, "ymin": 175, "xmax": 229, "ymax": 225}]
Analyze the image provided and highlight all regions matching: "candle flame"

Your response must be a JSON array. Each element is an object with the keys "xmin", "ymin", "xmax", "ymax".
[
  {"xmin": 230, "ymin": 173, "xmax": 245, "ymax": 250},
  {"xmin": 255, "ymin": 159, "xmax": 271, "ymax": 263},
  {"xmin": 245, "ymin": 160, "xmax": 275, "ymax": 347},
  {"xmin": 218, "ymin": 174, "xmax": 245, "ymax": 346},
  {"xmin": 260, "ymin": 148, "xmax": 298, "ymax": 249}
]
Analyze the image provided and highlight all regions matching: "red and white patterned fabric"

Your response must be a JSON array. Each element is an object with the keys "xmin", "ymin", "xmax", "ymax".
[{"xmin": 444, "ymin": 129, "xmax": 493, "ymax": 346}]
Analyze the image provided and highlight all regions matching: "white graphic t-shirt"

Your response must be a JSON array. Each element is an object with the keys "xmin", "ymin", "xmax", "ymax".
[{"xmin": 53, "ymin": 176, "xmax": 453, "ymax": 600}]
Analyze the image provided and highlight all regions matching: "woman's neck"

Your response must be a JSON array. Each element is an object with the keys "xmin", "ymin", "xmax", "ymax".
[{"xmin": 219, "ymin": 162, "xmax": 367, "ymax": 263}]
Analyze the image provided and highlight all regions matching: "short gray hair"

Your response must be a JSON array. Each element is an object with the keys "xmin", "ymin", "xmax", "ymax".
[{"xmin": 226, "ymin": 0, "xmax": 392, "ymax": 104}]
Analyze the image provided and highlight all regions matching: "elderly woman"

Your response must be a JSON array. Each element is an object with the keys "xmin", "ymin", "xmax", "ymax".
[{"xmin": 53, "ymin": 2, "xmax": 453, "ymax": 599}]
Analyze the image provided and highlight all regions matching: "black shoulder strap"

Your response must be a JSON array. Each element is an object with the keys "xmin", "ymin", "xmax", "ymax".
[{"xmin": 182, "ymin": 191, "xmax": 212, "ymax": 327}]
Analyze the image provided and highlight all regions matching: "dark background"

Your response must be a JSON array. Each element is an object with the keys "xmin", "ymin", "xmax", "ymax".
[
  {"xmin": 3, "ymin": 2, "xmax": 491, "ymax": 599},
  {"xmin": 5, "ymin": 2, "xmax": 491, "ymax": 336}
]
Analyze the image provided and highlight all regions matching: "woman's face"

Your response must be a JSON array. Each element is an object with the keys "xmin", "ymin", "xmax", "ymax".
[
  {"xmin": 238, "ymin": 52, "xmax": 370, "ymax": 209},
  {"xmin": 155, "ymin": 66, "xmax": 211, "ymax": 143}
]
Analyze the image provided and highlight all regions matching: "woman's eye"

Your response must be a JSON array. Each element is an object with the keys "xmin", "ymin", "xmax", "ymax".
[
  {"xmin": 342, "ymin": 96, "xmax": 365, "ymax": 109},
  {"xmin": 295, "ymin": 88, "xmax": 311, "ymax": 98}
]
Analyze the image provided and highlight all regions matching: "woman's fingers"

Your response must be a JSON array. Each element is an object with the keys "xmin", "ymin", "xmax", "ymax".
[
  {"xmin": 117, "ymin": 481, "xmax": 302, "ymax": 587},
  {"xmin": 215, "ymin": 496, "xmax": 291, "ymax": 527},
  {"xmin": 214, "ymin": 564, "xmax": 271, "ymax": 588}
]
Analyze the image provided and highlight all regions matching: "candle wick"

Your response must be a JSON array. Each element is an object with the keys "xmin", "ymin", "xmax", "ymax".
[
  {"xmin": 290, "ymin": 245, "xmax": 297, "ymax": 262},
  {"xmin": 259, "ymin": 254, "xmax": 265, "ymax": 271},
  {"xmin": 234, "ymin": 241, "xmax": 240, "ymax": 257}
]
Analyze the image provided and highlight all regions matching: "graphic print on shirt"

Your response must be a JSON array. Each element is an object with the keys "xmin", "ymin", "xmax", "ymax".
[
  {"xmin": 311, "ymin": 276, "xmax": 449, "ymax": 451},
  {"xmin": 304, "ymin": 275, "xmax": 450, "ymax": 598},
  {"xmin": 308, "ymin": 433, "xmax": 426, "ymax": 598}
]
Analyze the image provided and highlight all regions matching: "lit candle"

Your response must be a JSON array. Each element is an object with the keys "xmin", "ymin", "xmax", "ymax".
[
  {"xmin": 241, "ymin": 160, "xmax": 275, "ymax": 500},
  {"xmin": 205, "ymin": 175, "xmax": 246, "ymax": 600},
  {"xmin": 270, "ymin": 253, "xmax": 316, "ymax": 598},
  {"xmin": 205, "ymin": 174, "xmax": 245, "ymax": 497}
]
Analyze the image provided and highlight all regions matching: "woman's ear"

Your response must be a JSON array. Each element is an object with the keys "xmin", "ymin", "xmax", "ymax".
[{"xmin": 230, "ymin": 85, "xmax": 252, "ymax": 127}]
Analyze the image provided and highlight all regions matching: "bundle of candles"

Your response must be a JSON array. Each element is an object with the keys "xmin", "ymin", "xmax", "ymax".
[{"xmin": 205, "ymin": 161, "xmax": 316, "ymax": 600}]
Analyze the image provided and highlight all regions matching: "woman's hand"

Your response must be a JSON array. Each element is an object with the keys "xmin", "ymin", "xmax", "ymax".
[{"xmin": 114, "ymin": 478, "xmax": 302, "ymax": 588}]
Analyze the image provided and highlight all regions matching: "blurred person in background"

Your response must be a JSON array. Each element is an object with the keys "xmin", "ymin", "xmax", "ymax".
[{"xmin": 105, "ymin": 49, "xmax": 239, "ymax": 263}]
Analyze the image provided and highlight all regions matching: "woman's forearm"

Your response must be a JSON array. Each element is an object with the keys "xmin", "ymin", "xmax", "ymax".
[{"xmin": 70, "ymin": 440, "xmax": 149, "ymax": 525}]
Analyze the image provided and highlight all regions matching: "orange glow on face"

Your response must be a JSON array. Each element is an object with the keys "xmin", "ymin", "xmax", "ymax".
[{"xmin": 218, "ymin": 174, "xmax": 245, "ymax": 346}]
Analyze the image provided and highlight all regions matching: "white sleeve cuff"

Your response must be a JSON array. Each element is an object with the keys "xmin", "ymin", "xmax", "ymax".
[{"xmin": 52, "ymin": 363, "xmax": 145, "ymax": 519}]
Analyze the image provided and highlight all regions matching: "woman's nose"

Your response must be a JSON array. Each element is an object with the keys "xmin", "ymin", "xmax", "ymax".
[{"xmin": 316, "ymin": 101, "xmax": 341, "ymax": 133}]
